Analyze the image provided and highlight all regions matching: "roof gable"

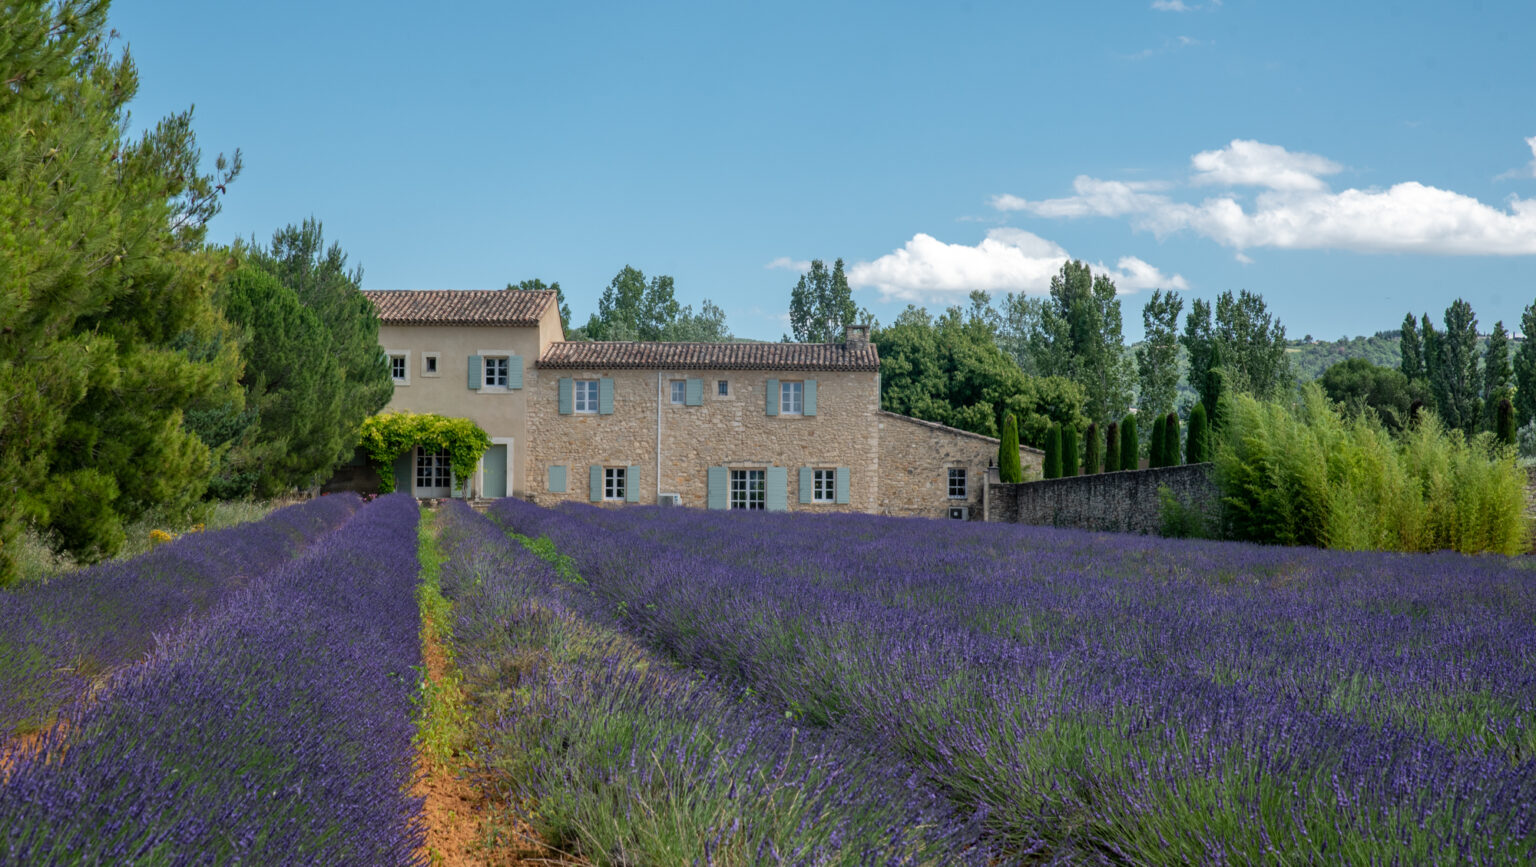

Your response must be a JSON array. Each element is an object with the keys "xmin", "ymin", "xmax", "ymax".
[
  {"xmin": 364, "ymin": 290, "xmax": 554, "ymax": 326},
  {"xmin": 537, "ymin": 340, "xmax": 879, "ymax": 372}
]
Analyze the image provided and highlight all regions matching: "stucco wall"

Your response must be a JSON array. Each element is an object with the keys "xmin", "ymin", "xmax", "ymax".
[
  {"xmin": 876, "ymin": 412, "xmax": 1042, "ymax": 519},
  {"xmin": 988, "ymin": 463, "xmax": 1218, "ymax": 534},
  {"xmin": 524, "ymin": 367, "xmax": 882, "ymax": 512}
]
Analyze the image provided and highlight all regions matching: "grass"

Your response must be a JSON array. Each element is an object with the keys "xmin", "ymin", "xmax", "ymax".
[{"xmin": 413, "ymin": 508, "xmax": 470, "ymax": 772}]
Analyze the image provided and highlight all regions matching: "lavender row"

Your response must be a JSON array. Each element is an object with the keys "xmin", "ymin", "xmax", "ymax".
[
  {"xmin": 493, "ymin": 499, "xmax": 1536, "ymax": 863},
  {"xmin": 555, "ymin": 504, "xmax": 1536, "ymax": 763},
  {"xmin": 0, "ymin": 494, "xmax": 424, "ymax": 865},
  {"xmin": 433, "ymin": 501, "xmax": 994, "ymax": 863},
  {"xmin": 0, "ymin": 494, "xmax": 363, "ymax": 735}
]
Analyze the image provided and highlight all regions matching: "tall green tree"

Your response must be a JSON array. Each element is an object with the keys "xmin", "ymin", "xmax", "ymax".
[
  {"xmin": 788, "ymin": 259, "xmax": 869, "ymax": 343},
  {"xmin": 1043, "ymin": 425, "xmax": 1062, "ymax": 480},
  {"xmin": 1214, "ymin": 290, "xmax": 1292, "ymax": 399},
  {"xmin": 507, "ymin": 278, "xmax": 572, "ymax": 332},
  {"xmin": 1120, "ymin": 414, "xmax": 1139, "ymax": 471},
  {"xmin": 663, "ymin": 299, "xmax": 731, "ymax": 342},
  {"xmin": 1104, "ymin": 421, "xmax": 1121, "ymax": 474},
  {"xmin": 1002, "ymin": 261, "xmax": 1134, "ymax": 425},
  {"xmin": 1083, "ymin": 422, "xmax": 1101, "ymax": 475},
  {"xmin": 1136, "ymin": 289, "xmax": 1184, "ymax": 427},
  {"xmin": 0, "ymin": 2, "xmax": 243, "ymax": 580},
  {"xmin": 1186, "ymin": 403, "xmax": 1210, "ymax": 463},
  {"xmin": 1429, "ymin": 299, "xmax": 1481, "ymax": 435},
  {"xmin": 245, "ymin": 219, "xmax": 392, "ymax": 459},
  {"xmin": 1483, "ymin": 320, "xmax": 1512, "ymax": 430},
  {"xmin": 1162, "ymin": 413, "xmax": 1181, "ymax": 466},
  {"xmin": 1060, "ymin": 425, "xmax": 1079, "ymax": 478},
  {"xmin": 583, "ymin": 265, "xmax": 730, "ymax": 342},
  {"xmin": 1148, "ymin": 413, "xmax": 1166, "ymax": 469},
  {"xmin": 1319, "ymin": 358, "xmax": 1424, "ymax": 434},
  {"xmin": 998, "ymin": 413, "xmax": 1023, "ymax": 483},
  {"xmin": 1399, "ymin": 312, "xmax": 1424, "ymax": 384},
  {"xmin": 1514, "ymin": 301, "xmax": 1536, "ymax": 427}
]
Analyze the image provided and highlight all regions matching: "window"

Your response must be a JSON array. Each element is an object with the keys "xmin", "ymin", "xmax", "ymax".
[
  {"xmin": 574, "ymin": 379, "xmax": 599, "ymax": 413},
  {"xmin": 670, "ymin": 380, "xmax": 687, "ymax": 404},
  {"xmin": 388, "ymin": 353, "xmax": 408, "ymax": 384},
  {"xmin": 422, "ymin": 353, "xmax": 439, "ymax": 376},
  {"xmin": 948, "ymin": 468, "xmax": 968, "ymax": 499},
  {"xmin": 483, "ymin": 356, "xmax": 509, "ymax": 388},
  {"xmin": 730, "ymin": 469, "xmax": 765, "ymax": 510},
  {"xmin": 780, "ymin": 381, "xmax": 803, "ymax": 415},
  {"xmin": 604, "ymin": 466, "xmax": 627, "ymax": 501},
  {"xmin": 812, "ymin": 468, "xmax": 836, "ymax": 503},
  {"xmin": 718, "ymin": 380, "xmax": 729, "ymax": 397}
]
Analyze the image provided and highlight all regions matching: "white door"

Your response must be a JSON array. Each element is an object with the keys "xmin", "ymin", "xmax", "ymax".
[{"xmin": 414, "ymin": 447, "xmax": 452, "ymax": 497}]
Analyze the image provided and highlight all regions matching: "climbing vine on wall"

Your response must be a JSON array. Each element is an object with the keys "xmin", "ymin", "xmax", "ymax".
[{"xmin": 358, "ymin": 412, "xmax": 491, "ymax": 494}]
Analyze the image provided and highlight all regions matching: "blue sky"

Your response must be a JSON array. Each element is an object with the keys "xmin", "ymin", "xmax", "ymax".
[{"xmin": 109, "ymin": 0, "xmax": 1536, "ymax": 342}]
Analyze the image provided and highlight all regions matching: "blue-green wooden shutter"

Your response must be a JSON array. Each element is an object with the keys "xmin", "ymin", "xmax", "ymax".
[
  {"xmin": 804, "ymin": 379, "xmax": 817, "ymax": 416},
  {"xmin": 626, "ymin": 466, "xmax": 641, "ymax": 502},
  {"xmin": 558, "ymin": 378, "xmax": 573, "ymax": 414},
  {"xmin": 798, "ymin": 467, "xmax": 814, "ymax": 504},
  {"xmin": 707, "ymin": 466, "xmax": 728, "ymax": 510},
  {"xmin": 589, "ymin": 465, "xmax": 602, "ymax": 502},
  {"xmin": 685, "ymin": 377, "xmax": 703, "ymax": 406},
  {"xmin": 835, "ymin": 467, "xmax": 850, "ymax": 504},
  {"xmin": 507, "ymin": 355, "xmax": 523, "ymax": 389},
  {"xmin": 599, "ymin": 378, "xmax": 614, "ymax": 414},
  {"xmin": 467, "ymin": 355, "xmax": 482, "ymax": 390},
  {"xmin": 766, "ymin": 467, "xmax": 788, "ymax": 511},
  {"xmin": 765, "ymin": 379, "xmax": 779, "ymax": 416},
  {"xmin": 548, "ymin": 465, "xmax": 567, "ymax": 493}
]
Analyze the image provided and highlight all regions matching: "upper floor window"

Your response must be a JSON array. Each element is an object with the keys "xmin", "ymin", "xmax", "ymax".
[
  {"xmin": 948, "ymin": 467, "xmax": 968, "ymax": 498},
  {"xmin": 387, "ymin": 351, "xmax": 408, "ymax": 385},
  {"xmin": 483, "ymin": 356, "xmax": 509, "ymax": 388},
  {"xmin": 718, "ymin": 380, "xmax": 729, "ymax": 397},
  {"xmin": 574, "ymin": 379, "xmax": 600, "ymax": 414},
  {"xmin": 604, "ymin": 466, "xmax": 627, "ymax": 501},
  {"xmin": 780, "ymin": 381, "xmax": 803, "ymax": 415},
  {"xmin": 422, "ymin": 353, "xmax": 439, "ymax": 376},
  {"xmin": 670, "ymin": 380, "xmax": 687, "ymax": 405}
]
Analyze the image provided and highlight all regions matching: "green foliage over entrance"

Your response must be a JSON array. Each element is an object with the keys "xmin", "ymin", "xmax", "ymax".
[{"xmin": 358, "ymin": 413, "xmax": 491, "ymax": 494}]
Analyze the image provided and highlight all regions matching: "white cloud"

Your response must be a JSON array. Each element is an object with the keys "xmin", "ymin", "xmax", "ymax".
[
  {"xmin": 1151, "ymin": 0, "xmax": 1193, "ymax": 10},
  {"xmin": 1496, "ymin": 136, "xmax": 1536, "ymax": 180},
  {"xmin": 1234, "ymin": 251, "xmax": 1254, "ymax": 264},
  {"xmin": 765, "ymin": 257, "xmax": 812, "ymax": 272},
  {"xmin": 846, "ymin": 227, "xmax": 1187, "ymax": 302},
  {"xmin": 1190, "ymin": 140, "xmax": 1342, "ymax": 191},
  {"xmin": 992, "ymin": 139, "xmax": 1536, "ymax": 256}
]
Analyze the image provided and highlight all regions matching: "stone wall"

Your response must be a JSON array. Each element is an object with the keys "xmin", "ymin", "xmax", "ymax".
[
  {"xmin": 524, "ymin": 367, "xmax": 882, "ymax": 512},
  {"xmin": 988, "ymin": 463, "xmax": 1218, "ymax": 535},
  {"xmin": 877, "ymin": 411, "xmax": 1043, "ymax": 519}
]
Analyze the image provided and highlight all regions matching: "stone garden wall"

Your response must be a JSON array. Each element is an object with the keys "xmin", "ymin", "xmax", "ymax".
[{"xmin": 987, "ymin": 463, "xmax": 1218, "ymax": 535}]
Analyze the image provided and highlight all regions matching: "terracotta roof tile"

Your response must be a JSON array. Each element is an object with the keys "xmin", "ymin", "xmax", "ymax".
[
  {"xmin": 364, "ymin": 289, "xmax": 555, "ymax": 326},
  {"xmin": 538, "ymin": 340, "xmax": 880, "ymax": 372}
]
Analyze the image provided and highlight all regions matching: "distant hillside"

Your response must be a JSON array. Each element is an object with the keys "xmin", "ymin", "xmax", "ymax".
[{"xmin": 1286, "ymin": 332, "xmax": 1402, "ymax": 381}]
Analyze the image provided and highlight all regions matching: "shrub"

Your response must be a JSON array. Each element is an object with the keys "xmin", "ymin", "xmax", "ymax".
[
  {"xmin": 1157, "ymin": 484, "xmax": 1214, "ymax": 538},
  {"xmin": 1105, "ymin": 421, "xmax": 1121, "ymax": 473},
  {"xmin": 1083, "ymin": 422, "xmax": 1101, "ymax": 474},
  {"xmin": 998, "ymin": 412, "xmax": 1023, "ymax": 483},
  {"xmin": 1044, "ymin": 424, "xmax": 1063, "ymax": 479},
  {"xmin": 1061, "ymin": 425, "xmax": 1079, "ymax": 478},
  {"xmin": 1120, "ymin": 414, "xmax": 1139, "ymax": 471},
  {"xmin": 1187, "ymin": 403, "xmax": 1210, "ymax": 463}
]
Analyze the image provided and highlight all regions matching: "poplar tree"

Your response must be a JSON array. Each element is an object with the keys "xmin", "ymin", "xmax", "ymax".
[
  {"xmin": 788, "ymin": 259, "xmax": 866, "ymax": 343},
  {"xmin": 1514, "ymin": 301, "xmax": 1536, "ymax": 427},
  {"xmin": 1043, "ymin": 425, "xmax": 1063, "ymax": 480},
  {"xmin": 1104, "ymin": 421, "xmax": 1121, "ymax": 474},
  {"xmin": 1483, "ymin": 321, "xmax": 1512, "ymax": 431},
  {"xmin": 1, "ymin": 2, "xmax": 243, "ymax": 579},
  {"xmin": 1399, "ymin": 313, "xmax": 1424, "ymax": 384},
  {"xmin": 1120, "ymin": 414, "xmax": 1139, "ymax": 471},
  {"xmin": 998, "ymin": 412, "xmax": 1023, "ymax": 483},
  {"xmin": 1136, "ymin": 289, "xmax": 1183, "ymax": 428},
  {"xmin": 1430, "ymin": 299, "xmax": 1482, "ymax": 435},
  {"xmin": 1083, "ymin": 422, "xmax": 1101, "ymax": 475},
  {"xmin": 1061, "ymin": 425, "xmax": 1079, "ymax": 478}
]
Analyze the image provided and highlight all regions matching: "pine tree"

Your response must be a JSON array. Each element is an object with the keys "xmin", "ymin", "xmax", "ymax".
[
  {"xmin": 1061, "ymin": 425, "xmax": 1079, "ymax": 478},
  {"xmin": 1516, "ymin": 302, "xmax": 1536, "ymax": 428},
  {"xmin": 1104, "ymin": 421, "xmax": 1121, "ymax": 474},
  {"xmin": 1120, "ymin": 414, "xmax": 1139, "ymax": 471},
  {"xmin": 1186, "ymin": 403, "xmax": 1210, "ymax": 463},
  {"xmin": 1163, "ymin": 412, "xmax": 1181, "ymax": 466},
  {"xmin": 1043, "ymin": 424, "xmax": 1063, "ymax": 479},
  {"xmin": 1083, "ymin": 422, "xmax": 1101, "ymax": 474},
  {"xmin": 998, "ymin": 412, "xmax": 1023, "ymax": 483},
  {"xmin": 1484, "ymin": 321, "xmax": 1512, "ymax": 431},
  {"xmin": 1148, "ymin": 413, "xmax": 1166, "ymax": 469}
]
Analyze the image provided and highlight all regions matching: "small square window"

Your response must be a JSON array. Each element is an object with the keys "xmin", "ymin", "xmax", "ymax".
[
  {"xmin": 484, "ymin": 356, "xmax": 509, "ymax": 388},
  {"xmin": 389, "ymin": 354, "xmax": 407, "ymax": 384},
  {"xmin": 780, "ymin": 381, "xmax": 803, "ymax": 415},
  {"xmin": 948, "ymin": 467, "xmax": 967, "ymax": 499},
  {"xmin": 424, "ymin": 355, "xmax": 438, "ymax": 375},
  {"xmin": 604, "ymin": 466, "xmax": 627, "ymax": 501},
  {"xmin": 718, "ymin": 380, "xmax": 729, "ymax": 397},
  {"xmin": 574, "ymin": 379, "xmax": 599, "ymax": 413},
  {"xmin": 670, "ymin": 380, "xmax": 687, "ymax": 404},
  {"xmin": 812, "ymin": 468, "xmax": 836, "ymax": 503}
]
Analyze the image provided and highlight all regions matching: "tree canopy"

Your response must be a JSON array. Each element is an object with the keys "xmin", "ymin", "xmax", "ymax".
[
  {"xmin": 579, "ymin": 265, "xmax": 732, "ymax": 342},
  {"xmin": 507, "ymin": 278, "xmax": 572, "ymax": 333},
  {"xmin": 788, "ymin": 259, "xmax": 870, "ymax": 343}
]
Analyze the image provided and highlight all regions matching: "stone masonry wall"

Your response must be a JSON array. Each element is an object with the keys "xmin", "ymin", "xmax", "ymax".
[
  {"xmin": 988, "ymin": 463, "xmax": 1218, "ymax": 534},
  {"xmin": 524, "ymin": 367, "xmax": 881, "ymax": 512},
  {"xmin": 877, "ymin": 411, "xmax": 1043, "ymax": 519}
]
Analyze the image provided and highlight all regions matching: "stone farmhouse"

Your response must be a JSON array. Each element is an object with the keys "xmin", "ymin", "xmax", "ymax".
[{"xmin": 362, "ymin": 289, "xmax": 1041, "ymax": 519}]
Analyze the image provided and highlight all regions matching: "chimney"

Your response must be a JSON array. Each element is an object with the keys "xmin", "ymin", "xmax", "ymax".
[{"xmin": 844, "ymin": 323, "xmax": 870, "ymax": 347}]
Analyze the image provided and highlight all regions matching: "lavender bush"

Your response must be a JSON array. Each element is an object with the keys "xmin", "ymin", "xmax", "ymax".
[
  {"xmin": 434, "ymin": 501, "xmax": 994, "ymax": 863},
  {"xmin": 0, "ymin": 494, "xmax": 361, "ymax": 735},
  {"xmin": 493, "ymin": 498, "xmax": 1536, "ymax": 863},
  {"xmin": 0, "ymin": 493, "xmax": 423, "ymax": 865}
]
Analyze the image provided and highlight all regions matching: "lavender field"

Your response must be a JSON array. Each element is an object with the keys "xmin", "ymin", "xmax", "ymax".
[{"xmin": 489, "ymin": 499, "xmax": 1536, "ymax": 864}]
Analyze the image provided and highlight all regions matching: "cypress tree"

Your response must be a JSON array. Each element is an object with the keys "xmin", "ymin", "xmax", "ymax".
[
  {"xmin": 1104, "ymin": 421, "xmax": 1120, "ymax": 474},
  {"xmin": 1044, "ymin": 424, "xmax": 1063, "ymax": 479},
  {"xmin": 1149, "ymin": 415, "xmax": 1166, "ymax": 469},
  {"xmin": 1203, "ymin": 343, "xmax": 1225, "ymax": 431},
  {"xmin": 1187, "ymin": 403, "xmax": 1210, "ymax": 463},
  {"xmin": 1164, "ymin": 412, "xmax": 1181, "ymax": 466},
  {"xmin": 998, "ymin": 412, "xmax": 1023, "ymax": 483},
  {"xmin": 1497, "ymin": 398, "xmax": 1517, "ymax": 447},
  {"xmin": 1061, "ymin": 425, "xmax": 1079, "ymax": 478},
  {"xmin": 1083, "ymin": 422, "xmax": 1101, "ymax": 474},
  {"xmin": 1120, "ymin": 414, "xmax": 1139, "ymax": 471}
]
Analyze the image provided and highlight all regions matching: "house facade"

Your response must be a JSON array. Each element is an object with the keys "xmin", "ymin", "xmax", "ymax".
[{"xmin": 363, "ymin": 289, "xmax": 1041, "ymax": 518}]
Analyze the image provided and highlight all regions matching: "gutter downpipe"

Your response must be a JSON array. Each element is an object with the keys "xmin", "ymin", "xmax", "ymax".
[{"xmin": 657, "ymin": 370, "xmax": 663, "ymax": 501}]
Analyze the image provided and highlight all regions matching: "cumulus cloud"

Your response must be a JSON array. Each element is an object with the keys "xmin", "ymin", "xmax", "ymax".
[
  {"xmin": 765, "ymin": 257, "xmax": 812, "ymax": 272},
  {"xmin": 1151, "ymin": 0, "xmax": 1193, "ymax": 10},
  {"xmin": 991, "ymin": 139, "xmax": 1536, "ymax": 255},
  {"xmin": 1496, "ymin": 136, "xmax": 1536, "ymax": 180},
  {"xmin": 846, "ymin": 228, "xmax": 1187, "ymax": 302}
]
